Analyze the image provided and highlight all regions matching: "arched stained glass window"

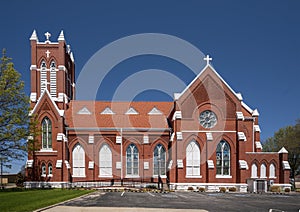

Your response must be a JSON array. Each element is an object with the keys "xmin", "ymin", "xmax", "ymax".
[
  {"xmin": 186, "ymin": 140, "xmax": 200, "ymax": 176},
  {"xmin": 99, "ymin": 144, "xmax": 112, "ymax": 177},
  {"xmin": 153, "ymin": 144, "xmax": 166, "ymax": 176},
  {"xmin": 216, "ymin": 140, "xmax": 230, "ymax": 176},
  {"xmin": 41, "ymin": 163, "xmax": 46, "ymax": 177},
  {"xmin": 251, "ymin": 163, "xmax": 257, "ymax": 178},
  {"xmin": 269, "ymin": 163, "xmax": 276, "ymax": 178},
  {"xmin": 42, "ymin": 117, "xmax": 52, "ymax": 149},
  {"xmin": 260, "ymin": 163, "xmax": 266, "ymax": 178},
  {"xmin": 126, "ymin": 144, "xmax": 139, "ymax": 176},
  {"xmin": 72, "ymin": 144, "xmax": 85, "ymax": 177},
  {"xmin": 48, "ymin": 163, "xmax": 53, "ymax": 176}
]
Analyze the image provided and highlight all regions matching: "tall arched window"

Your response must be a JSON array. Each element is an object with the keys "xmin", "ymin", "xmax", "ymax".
[
  {"xmin": 50, "ymin": 60, "xmax": 57, "ymax": 97},
  {"xmin": 40, "ymin": 60, "xmax": 47, "ymax": 94},
  {"xmin": 260, "ymin": 163, "xmax": 266, "ymax": 178},
  {"xmin": 153, "ymin": 144, "xmax": 166, "ymax": 176},
  {"xmin": 216, "ymin": 140, "xmax": 230, "ymax": 176},
  {"xmin": 42, "ymin": 117, "xmax": 52, "ymax": 149},
  {"xmin": 269, "ymin": 163, "xmax": 276, "ymax": 178},
  {"xmin": 186, "ymin": 140, "xmax": 200, "ymax": 177},
  {"xmin": 126, "ymin": 144, "xmax": 139, "ymax": 176},
  {"xmin": 41, "ymin": 163, "xmax": 46, "ymax": 177},
  {"xmin": 48, "ymin": 163, "xmax": 53, "ymax": 176},
  {"xmin": 251, "ymin": 163, "xmax": 258, "ymax": 178},
  {"xmin": 72, "ymin": 144, "xmax": 85, "ymax": 177},
  {"xmin": 99, "ymin": 144, "xmax": 112, "ymax": 177}
]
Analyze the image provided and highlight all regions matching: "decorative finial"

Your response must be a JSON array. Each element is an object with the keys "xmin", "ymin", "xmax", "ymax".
[
  {"xmin": 30, "ymin": 30, "xmax": 38, "ymax": 41},
  {"xmin": 44, "ymin": 32, "xmax": 51, "ymax": 42},
  {"xmin": 58, "ymin": 30, "xmax": 65, "ymax": 41},
  {"xmin": 204, "ymin": 55, "xmax": 212, "ymax": 66}
]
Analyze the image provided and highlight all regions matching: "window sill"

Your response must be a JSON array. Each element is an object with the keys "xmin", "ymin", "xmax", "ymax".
[
  {"xmin": 185, "ymin": 175, "xmax": 202, "ymax": 178},
  {"xmin": 72, "ymin": 175, "xmax": 86, "ymax": 178},
  {"xmin": 41, "ymin": 174, "xmax": 46, "ymax": 177},
  {"xmin": 269, "ymin": 177, "xmax": 277, "ymax": 179},
  {"xmin": 152, "ymin": 175, "xmax": 167, "ymax": 179},
  {"xmin": 125, "ymin": 175, "xmax": 140, "ymax": 178},
  {"xmin": 38, "ymin": 149, "xmax": 57, "ymax": 153},
  {"xmin": 260, "ymin": 177, "xmax": 267, "ymax": 179},
  {"xmin": 216, "ymin": 175, "xmax": 232, "ymax": 178},
  {"xmin": 98, "ymin": 175, "xmax": 113, "ymax": 178},
  {"xmin": 48, "ymin": 174, "xmax": 53, "ymax": 177}
]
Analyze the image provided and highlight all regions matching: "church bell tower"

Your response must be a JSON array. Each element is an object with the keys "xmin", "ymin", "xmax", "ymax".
[{"xmin": 29, "ymin": 30, "xmax": 75, "ymax": 110}]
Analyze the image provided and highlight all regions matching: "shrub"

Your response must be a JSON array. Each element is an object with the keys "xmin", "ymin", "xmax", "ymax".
[
  {"xmin": 146, "ymin": 185, "xmax": 157, "ymax": 190},
  {"xmin": 187, "ymin": 186, "xmax": 194, "ymax": 191},
  {"xmin": 219, "ymin": 187, "xmax": 226, "ymax": 193},
  {"xmin": 270, "ymin": 185, "xmax": 280, "ymax": 192},
  {"xmin": 284, "ymin": 187, "xmax": 290, "ymax": 192},
  {"xmin": 199, "ymin": 187, "xmax": 205, "ymax": 192},
  {"xmin": 228, "ymin": 187, "xmax": 237, "ymax": 192}
]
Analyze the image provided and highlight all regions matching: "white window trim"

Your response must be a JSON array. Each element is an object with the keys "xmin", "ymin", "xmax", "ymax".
[
  {"xmin": 72, "ymin": 175, "xmax": 86, "ymax": 178},
  {"xmin": 125, "ymin": 175, "xmax": 140, "ymax": 178},
  {"xmin": 216, "ymin": 175, "xmax": 232, "ymax": 178},
  {"xmin": 185, "ymin": 175, "xmax": 202, "ymax": 178},
  {"xmin": 47, "ymin": 174, "xmax": 53, "ymax": 178},
  {"xmin": 98, "ymin": 175, "xmax": 113, "ymax": 178},
  {"xmin": 152, "ymin": 175, "xmax": 167, "ymax": 179}
]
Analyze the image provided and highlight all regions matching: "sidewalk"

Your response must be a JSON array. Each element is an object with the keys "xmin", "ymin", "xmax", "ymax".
[{"xmin": 44, "ymin": 206, "xmax": 207, "ymax": 212}]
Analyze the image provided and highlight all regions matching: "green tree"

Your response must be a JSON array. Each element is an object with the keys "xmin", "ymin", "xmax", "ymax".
[
  {"xmin": 27, "ymin": 115, "xmax": 41, "ymax": 180},
  {"xmin": 0, "ymin": 49, "xmax": 30, "ymax": 168},
  {"xmin": 263, "ymin": 121, "xmax": 300, "ymax": 180}
]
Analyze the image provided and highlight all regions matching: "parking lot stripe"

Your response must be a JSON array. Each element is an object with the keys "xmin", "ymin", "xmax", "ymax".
[
  {"xmin": 147, "ymin": 192, "xmax": 155, "ymax": 197},
  {"xmin": 121, "ymin": 191, "xmax": 125, "ymax": 197},
  {"xmin": 175, "ymin": 193, "xmax": 189, "ymax": 199}
]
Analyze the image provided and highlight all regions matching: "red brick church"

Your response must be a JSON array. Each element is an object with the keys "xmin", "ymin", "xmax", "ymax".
[{"xmin": 25, "ymin": 30, "xmax": 291, "ymax": 192}]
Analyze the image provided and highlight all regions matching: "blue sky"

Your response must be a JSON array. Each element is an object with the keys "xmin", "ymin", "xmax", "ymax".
[{"xmin": 0, "ymin": 0, "xmax": 299, "ymax": 173}]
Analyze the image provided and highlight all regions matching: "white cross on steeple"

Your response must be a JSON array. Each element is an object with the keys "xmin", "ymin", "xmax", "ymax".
[
  {"xmin": 45, "ymin": 50, "xmax": 51, "ymax": 58},
  {"xmin": 44, "ymin": 32, "xmax": 51, "ymax": 41},
  {"xmin": 204, "ymin": 55, "xmax": 212, "ymax": 65}
]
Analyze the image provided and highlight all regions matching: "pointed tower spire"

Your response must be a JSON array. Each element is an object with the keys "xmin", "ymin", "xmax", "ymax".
[
  {"xmin": 30, "ymin": 30, "xmax": 38, "ymax": 41},
  {"xmin": 58, "ymin": 30, "xmax": 65, "ymax": 41}
]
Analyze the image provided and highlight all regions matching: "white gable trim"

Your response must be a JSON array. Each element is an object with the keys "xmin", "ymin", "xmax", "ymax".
[
  {"xmin": 177, "ymin": 64, "xmax": 242, "ymax": 101},
  {"xmin": 101, "ymin": 107, "xmax": 115, "ymax": 114},
  {"xmin": 148, "ymin": 107, "xmax": 162, "ymax": 115},
  {"xmin": 77, "ymin": 106, "xmax": 92, "ymax": 115},
  {"xmin": 241, "ymin": 101, "xmax": 253, "ymax": 114},
  {"xmin": 30, "ymin": 89, "xmax": 64, "ymax": 117},
  {"xmin": 125, "ymin": 107, "xmax": 139, "ymax": 115}
]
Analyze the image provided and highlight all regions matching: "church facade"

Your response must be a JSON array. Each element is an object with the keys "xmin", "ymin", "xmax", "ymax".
[{"xmin": 25, "ymin": 31, "xmax": 291, "ymax": 192}]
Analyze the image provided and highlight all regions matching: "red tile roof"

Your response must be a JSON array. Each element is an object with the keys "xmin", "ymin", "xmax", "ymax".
[{"xmin": 65, "ymin": 101, "xmax": 173, "ymax": 130}]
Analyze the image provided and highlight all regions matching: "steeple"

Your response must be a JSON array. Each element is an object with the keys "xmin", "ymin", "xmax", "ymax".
[
  {"xmin": 58, "ymin": 30, "xmax": 65, "ymax": 41},
  {"xmin": 30, "ymin": 30, "xmax": 38, "ymax": 41}
]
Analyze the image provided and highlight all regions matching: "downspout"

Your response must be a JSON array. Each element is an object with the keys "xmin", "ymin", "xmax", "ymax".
[{"xmin": 120, "ymin": 128, "xmax": 123, "ymax": 185}]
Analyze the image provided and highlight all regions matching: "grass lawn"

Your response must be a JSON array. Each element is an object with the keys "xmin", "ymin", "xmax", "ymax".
[{"xmin": 0, "ymin": 188, "xmax": 94, "ymax": 212}]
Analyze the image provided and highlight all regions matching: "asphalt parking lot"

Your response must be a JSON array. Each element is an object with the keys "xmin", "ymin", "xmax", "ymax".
[{"xmin": 47, "ymin": 191, "xmax": 300, "ymax": 212}]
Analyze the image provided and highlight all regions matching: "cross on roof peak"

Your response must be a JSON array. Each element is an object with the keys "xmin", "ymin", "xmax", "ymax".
[
  {"xmin": 204, "ymin": 55, "xmax": 212, "ymax": 65},
  {"xmin": 44, "ymin": 32, "xmax": 51, "ymax": 41}
]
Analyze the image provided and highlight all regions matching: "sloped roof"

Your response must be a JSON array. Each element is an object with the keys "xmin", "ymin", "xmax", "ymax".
[{"xmin": 65, "ymin": 101, "xmax": 173, "ymax": 130}]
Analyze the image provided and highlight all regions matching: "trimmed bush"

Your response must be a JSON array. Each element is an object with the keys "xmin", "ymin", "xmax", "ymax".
[
  {"xmin": 219, "ymin": 187, "xmax": 226, "ymax": 193},
  {"xmin": 228, "ymin": 187, "xmax": 237, "ymax": 192},
  {"xmin": 270, "ymin": 185, "xmax": 280, "ymax": 192},
  {"xmin": 284, "ymin": 187, "xmax": 290, "ymax": 192},
  {"xmin": 187, "ymin": 186, "xmax": 194, "ymax": 191},
  {"xmin": 199, "ymin": 187, "xmax": 205, "ymax": 192}
]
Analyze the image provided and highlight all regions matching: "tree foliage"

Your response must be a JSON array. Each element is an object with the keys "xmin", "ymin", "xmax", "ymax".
[
  {"xmin": 263, "ymin": 120, "xmax": 300, "ymax": 178},
  {"xmin": 0, "ymin": 49, "xmax": 30, "ymax": 167}
]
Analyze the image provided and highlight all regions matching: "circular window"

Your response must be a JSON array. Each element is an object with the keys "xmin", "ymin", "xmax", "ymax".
[{"xmin": 199, "ymin": 110, "xmax": 217, "ymax": 129}]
